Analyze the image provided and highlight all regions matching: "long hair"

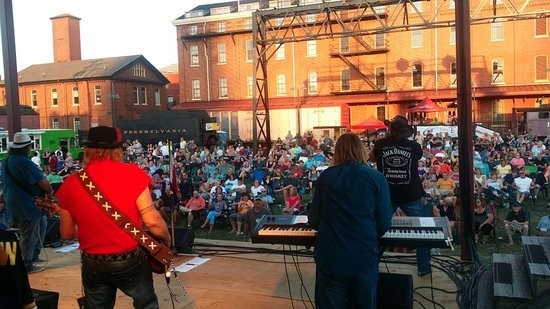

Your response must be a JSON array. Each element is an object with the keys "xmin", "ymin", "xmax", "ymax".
[
  {"xmin": 332, "ymin": 133, "xmax": 368, "ymax": 165},
  {"xmin": 82, "ymin": 147, "xmax": 123, "ymax": 166}
]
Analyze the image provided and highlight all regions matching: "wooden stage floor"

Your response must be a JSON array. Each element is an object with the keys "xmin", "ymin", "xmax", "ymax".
[{"xmin": 30, "ymin": 239, "xmax": 461, "ymax": 309}]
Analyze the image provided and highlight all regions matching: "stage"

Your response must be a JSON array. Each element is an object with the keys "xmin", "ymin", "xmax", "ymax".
[{"xmin": 29, "ymin": 239, "xmax": 462, "ymax": 308}]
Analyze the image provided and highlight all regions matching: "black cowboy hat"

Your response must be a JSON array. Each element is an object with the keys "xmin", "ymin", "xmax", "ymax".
[{"xmin": 384, "ymin": 116, "xmax": 415, "ymax": 138}]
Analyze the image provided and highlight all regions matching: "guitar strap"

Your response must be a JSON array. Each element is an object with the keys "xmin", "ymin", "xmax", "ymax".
[{"xmin": 74, "ymin": 168, "xmax": 173, "ymax": 273}]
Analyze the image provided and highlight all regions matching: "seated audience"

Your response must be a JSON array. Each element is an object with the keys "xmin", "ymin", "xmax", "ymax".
[
  {"xmin": 180, "ymin": 190, "xmax": 206, "ymax": 227},
  {"xmin": 229, "ymin": 195, "xmax": 254, "ymax": 235},
  {"xmin": 201, "ymin": 193, "xmax": 228, "ymax": 233},
  {"xmin": 473, "ymin": 199, "xmax": 494, "ymax": 244},
  {"xmin": 504, "ymin": 202, "xmax": 529, "ymax": 246}
]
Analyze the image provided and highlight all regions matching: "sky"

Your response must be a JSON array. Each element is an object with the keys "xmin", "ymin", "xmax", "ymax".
[{"xmin": 0, "ymin": 0, "xmax": 212, "ymax": 74}]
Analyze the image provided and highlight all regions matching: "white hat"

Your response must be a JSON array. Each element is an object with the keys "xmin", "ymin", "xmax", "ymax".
[{"xmin": 9, "ymin": 132, "xmax": 32, "ymax": 149}]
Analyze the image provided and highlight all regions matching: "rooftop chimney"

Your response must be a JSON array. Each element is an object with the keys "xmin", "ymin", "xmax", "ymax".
[{"xmin": 50, "ymin": 14, "xmax": 82, "ymax": 63}]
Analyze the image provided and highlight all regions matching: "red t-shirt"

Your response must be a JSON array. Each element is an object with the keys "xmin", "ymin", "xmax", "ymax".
[{"xmin": 56, "ymin": 159, "xmax": 150, "ymax": 254}]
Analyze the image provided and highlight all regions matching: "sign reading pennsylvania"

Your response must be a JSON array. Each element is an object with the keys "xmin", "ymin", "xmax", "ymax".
[{"xmin": 121, "ymin": 128, "xmax": 187, "ymax": 135}]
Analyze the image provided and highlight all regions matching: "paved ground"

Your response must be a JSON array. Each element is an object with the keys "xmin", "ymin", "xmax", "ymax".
[{"xmin": 29, "ymin": 239, "xmax": 460, "ymax": 309}]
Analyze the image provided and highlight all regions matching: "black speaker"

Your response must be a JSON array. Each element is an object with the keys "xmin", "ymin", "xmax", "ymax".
[
  {"xmin": 168, "ymin": 227, "xmax": 194, "ymax": 254},
  {"xmin": 44, "ymin": 217, "xmax": 61, "ymax": 247},
  {"xmin": 33, "ymin": 289, "xmax": 59, "ymax": 309},
  {"xmin": 377, "ymin": 273, "xmax": 413, "ymax": 309}
]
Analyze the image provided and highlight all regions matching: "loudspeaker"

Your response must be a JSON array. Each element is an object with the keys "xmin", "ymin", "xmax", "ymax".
[
  {"xmin": 33, "ymin": 289, "xmax": 59, "ymax": 309},
  {"xmin": 377, "ymin": 273, "xmax": 413, "ymax": 309},
  {"xmin": 44, "ymin": 217, "xmax": 61, "ymax": 247},
  {"xmin": 168, "ymin": 227, "xmax": 194, "ymax": 254}
]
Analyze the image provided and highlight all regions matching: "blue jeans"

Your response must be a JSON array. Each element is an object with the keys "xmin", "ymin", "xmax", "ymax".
[
  {"xmin": 81, "ymin": 249, "xmax": 159, "ymax": 309},
  {"xmin": 17, "ymin": 216, "xmax": 45, "ymax": 271},
  {"xmin": 206, "ymin": 211, "xmax": 220, "ymax": 225},
  {"xmin": 315, "ymin": 267, "xmax": 378, "ymax": 309},
  {"xmin": 393, "ymin": 199, "xmax": 431, "ymax": 274}
]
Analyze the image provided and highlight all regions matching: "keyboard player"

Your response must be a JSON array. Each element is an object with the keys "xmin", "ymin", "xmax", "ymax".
[{"xmin": 308, "ymin": 133, "xmax": 393, "ymax": 309}]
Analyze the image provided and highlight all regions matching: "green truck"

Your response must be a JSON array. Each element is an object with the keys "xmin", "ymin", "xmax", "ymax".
[{"xmin": 0, "ymin": 129, "xmax": 81, "ymax": 162}]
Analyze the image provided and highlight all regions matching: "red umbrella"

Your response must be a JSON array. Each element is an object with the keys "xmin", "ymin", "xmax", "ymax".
[
  {"xmin": 350, "ymin": 116, "xmax": 387, "ymax": 130},
  {"xmin": 407, "ymin": 97, "xmax": 445, "ymax": 113}
]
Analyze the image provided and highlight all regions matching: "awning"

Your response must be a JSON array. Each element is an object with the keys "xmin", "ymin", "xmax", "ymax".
[{"xmin": 407, "ymin": 97, "xmax": 445, "ymax": 113}]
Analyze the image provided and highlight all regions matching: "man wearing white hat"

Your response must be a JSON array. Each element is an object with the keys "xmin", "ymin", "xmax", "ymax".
[{"xmin": 0, "ymin": 132, "xmax": 53, "ymax": 273}]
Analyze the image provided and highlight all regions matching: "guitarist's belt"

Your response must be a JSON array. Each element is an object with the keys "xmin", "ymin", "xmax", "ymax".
[{"xmin": 82, "ymin": 247, "xmax": 142, "ymax": 262}]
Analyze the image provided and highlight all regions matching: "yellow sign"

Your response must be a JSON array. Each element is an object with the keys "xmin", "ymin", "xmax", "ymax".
[{"xmin": 205, "ymin": 123, "xmax": 219, "ymax": 131}]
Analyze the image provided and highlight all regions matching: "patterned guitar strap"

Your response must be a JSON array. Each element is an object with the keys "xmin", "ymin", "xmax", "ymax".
[{"xmin": 75, "ymin": 169, "xmax": 185, "ymax": 305}]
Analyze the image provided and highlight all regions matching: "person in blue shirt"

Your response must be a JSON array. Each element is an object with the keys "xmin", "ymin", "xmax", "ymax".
[
  {"xmin": 0, "ymin": 132, "xmax": 53, "ymax": 273},
  {"xmin": 309, "ymin": 133, "xmax": 393, "ymax": 309}
]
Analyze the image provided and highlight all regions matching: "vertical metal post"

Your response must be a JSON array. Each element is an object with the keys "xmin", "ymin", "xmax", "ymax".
[
  {"xmin": 455, "ymin": 0, "xmax": 474, "ymax": 261},
  {"xmin": 0, "ymin": 0, "xmax": 22, "ymax": 136}
]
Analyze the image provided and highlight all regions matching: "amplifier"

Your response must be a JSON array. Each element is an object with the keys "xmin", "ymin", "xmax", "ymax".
[
  {"xmin": 377, "ymin": 273, "xmax": 413, "ymax": 309},
  {"xmin": 33, "ymin": 289, "xmax": 59, "ymax": 309}
]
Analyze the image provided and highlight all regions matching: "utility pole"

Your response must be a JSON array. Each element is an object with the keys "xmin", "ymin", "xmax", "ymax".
[{"xmin": 0, "ymin": 0, "xmax": 22, "ymax": 136}]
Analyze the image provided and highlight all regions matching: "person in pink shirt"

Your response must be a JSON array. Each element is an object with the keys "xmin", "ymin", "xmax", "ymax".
[{"xmin": 510, "ymin": 153, "xmax": 525, "ymax": 171}]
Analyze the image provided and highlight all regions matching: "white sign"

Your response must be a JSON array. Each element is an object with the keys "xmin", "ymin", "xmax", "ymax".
[{"xmin": 416, "ymin": 125, "xmax": 459, "ymax": 138}]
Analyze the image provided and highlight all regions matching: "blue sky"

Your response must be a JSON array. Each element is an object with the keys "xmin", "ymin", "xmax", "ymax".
[{"xmin": 0, "ymin": 0, "xmax": 211, "ymax": 73}]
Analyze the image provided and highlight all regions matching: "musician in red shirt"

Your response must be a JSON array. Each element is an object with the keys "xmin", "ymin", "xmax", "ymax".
[{"xmin": 54, "ymin": 126, "xmax": 170, "ymax": 308}]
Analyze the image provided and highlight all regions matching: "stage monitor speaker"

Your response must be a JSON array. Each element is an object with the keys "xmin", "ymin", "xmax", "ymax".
[
  {"xmin": 44, "ymin": 216, "xmax": 61, "ymax": 246},
  {"xmin": 168, "ymin": 227, "xmax": 194, "ymax": 254},
  {"xmin": 377, "ymin": 273, "xmax": 413, "ymax": 309},
  {"xmin": 33, "ymin": 289, "xmax": 59, "ymax": 309}
]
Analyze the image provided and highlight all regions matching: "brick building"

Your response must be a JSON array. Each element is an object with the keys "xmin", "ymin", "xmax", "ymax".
[
  {"xmin": 172, "ymin": 0, "xmax": 550, "ymax": 140},
  {"xmin": 0, "ymin": 14, "xmax": 169, "ymax": 131}
]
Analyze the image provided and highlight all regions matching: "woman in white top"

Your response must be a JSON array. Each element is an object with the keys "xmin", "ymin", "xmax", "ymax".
[
  {"xmin": 482, "ymin": 172, "xmax": 507, "ymax": 200},
  {"xmin": 473, "ymin": 168, "xmax": 487, "ymax": 197},
  {"xmin": 250, "ymin": 179, "xmax": 265, "ymax": 198}
]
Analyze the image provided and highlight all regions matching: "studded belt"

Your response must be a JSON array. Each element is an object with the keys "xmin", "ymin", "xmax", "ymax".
[{"xmin": 82, "ymin": 247, "xmax": 142, "ymax": 262}]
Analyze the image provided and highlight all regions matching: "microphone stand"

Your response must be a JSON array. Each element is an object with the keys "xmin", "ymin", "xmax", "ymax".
[{"xmin": 169, "ymin": 140, "xmax": 175, "ymax": 251}]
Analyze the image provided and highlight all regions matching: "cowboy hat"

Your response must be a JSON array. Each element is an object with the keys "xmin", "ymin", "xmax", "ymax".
[
  {"xmin": 83, "ymin": 126, "xmax": 122, "ymax": 148},
  {"xmin": 384, "ymin": 116, "xmax": 415, "ymax": 138},
  {"xmin": 8, "ymin": 132, "xmax": 33, "ymax": 149}
]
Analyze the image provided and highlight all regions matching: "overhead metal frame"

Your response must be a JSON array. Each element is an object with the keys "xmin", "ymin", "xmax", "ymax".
[{"xmin": 251, "ymin": 0, "xmax": 550, "ymax": 150}]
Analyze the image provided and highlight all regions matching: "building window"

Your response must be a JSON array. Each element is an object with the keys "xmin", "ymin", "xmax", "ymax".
[
  {"xmin": 306, "ymin": 14, "xmax": 316, "ymax": 23},
  {"xmin": 308, "ymin": 72, "xmax": 318, "ymax": 94},
  {"xmin": 72, "ymin": 86, "xmax": 79, "ymax": 105},
  {"xmin": 51, "ymin": 89, "xmax": 58, "ymax": 106},
  {"xmin": 52, "ymin": 118, "xmax": 59, "ymax": 129},
  {"xmin": 535, "ymin": 55, "xmax": 549, "ymax": 81},
  {"xmin": 31, "ymin": 90, "xmax": 37, "ymax": 107},
  {"xmin": 219, "ymin": 77, "xmax": 228, "ymax": 98},
  {"xmin": 132, "ymin": 86, "xmax": 139, "ymax": 105},
  {"xmin": 190, "ymin": 45, "xmax": 199, "ymax": 66},
  {"xmin": 275, "ymin": 18, "xmax": 284, "ymax": 26},
  {"xmin": 376, "ymin": 106, "xmax": 386, "ymax": 120},
  {"xmin": 412, "ymin": 1, "xmax": 422, "ymax": 12},
  {"xmin": 341, "ymin": 69, "xmax": 350, "ymax": 91},
  {"xmin": 450, "ymin": 0, "xmax": 455, "ymax": 8},
  {"xmin": 218, "ymin": 22, "xmax": 226, "ymax": 32},
  {"xmin": 450, "ymin": 26, "xmax": 456, "ymax": 45},
  {"xmin": 375, "ymin": 67, "xmax": 385, "ymax": 89},
  {"xmin": 245, "ymin": 18, "xmax": 252, "ymax": 30},
  {"xmin": 154, "ymin": 89, "xmax": 161, "ymax": 106},
  {"xmin": 246, "ymin": 40, "xmax": 254, "ymax": 62},
  {"xmin": 276, "ymin": 43, "xmax": 285, "ymax": 60},
  {"xmin": 412, "ymin": 64, "xmax": 423, "ymax": 87},
  {"xmin": 492, "ymin": 100, "xmax": 504, "ymax": 122},
  {"xmin": 276, "ymin": 74, "xmax": 286, "ymax": 95},
  {"xmin": 306, "ymin": 40, "xmax": 317, "ymax": 57},
  {"xmin": 492, "ymin": 58, "xmax": 504, "ymax": 84},
  {"xmin": 535, "ymin": 18, "xmax": 548, "ymax": 37},
  {"xmin": 190, "ymin": 25, "xmax": 198, "ymax": 35},
  {"xmin": 140, "ymin": 87, "xmax": 147, "ymax": 105},
  {"xmin": 74, "ymin": 117, "xmax": 81, "ymax": 132},
  {"xmin": 94, "ymin": 85, "xmax": 102, "ymax": 104},
  {"xmin": 340, "ymin": 36, "xmax": 349, "ymax": 53},
  {"xmin": 375, "ymin": 33, "xmax": 385, "ymax": 49},
  {"xmin": 450, "ymin": 62, "xmax": 457, "ymax": 87},
  {"xmin": 192, "ymin": 80, "xmax": 201, "ymax": 100},
  {"xmin": 133, "ymin": 64, "xmax": 146, "ymax": 77},
  {"xmin": 247, "ymin": 76, "xmax": 254, "ymax": 98},
  {"xmin": 218, "ymin": 43, "xmax": 227, "ymax": 64},
  {"xmin": 491, "ymin": 22, "xmax": 504, "ymax": 41},
  {"xmin": 411, "ymin": 29, "xmax": 423, "ymax": 48}
]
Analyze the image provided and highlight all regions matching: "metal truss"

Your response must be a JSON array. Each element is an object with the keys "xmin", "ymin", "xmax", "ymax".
[{"xmin": 251, "ymin": 0, "xmax": 550, "ymax": 149}]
